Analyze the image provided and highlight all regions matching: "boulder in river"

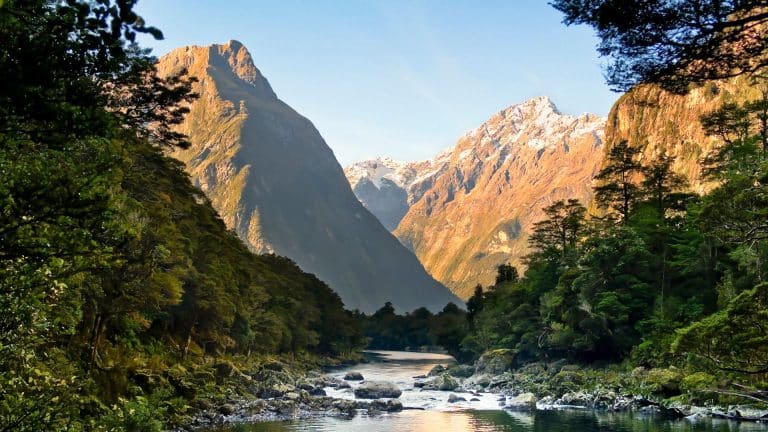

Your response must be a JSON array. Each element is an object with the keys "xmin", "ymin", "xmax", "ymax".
[
  {"xmin": 354, "ymin": 381, "xmax": 402, "ymax": 399},
  {"xmin": 420, "ymin": 374, "xmax": 459, "ymax": 391},
  {"xmin": 448, "ymin": 394, "xmax": 466, "ymax": 403},
  {"xmin": 369, "ymin": 399, "xmax": 404, "ymax": 412},
  {"xmin": 506, "ymin": 392, "xmax": 536, "ymax": 411},
  {"xmin": 344, "ymin": 371, "xmax": 364, "ymax": 381},
  {"xmin": 428, "ymin": 364, "xmax": 447, "ymax": 376}
]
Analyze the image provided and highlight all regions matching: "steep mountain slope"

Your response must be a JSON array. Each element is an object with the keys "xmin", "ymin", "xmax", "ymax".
[
  {"xmin": 605, "ymin": 78, "xmax": 762, "ymax": 193},
  {"xmin": 156, "ymin": 40, "xmax": 460, "ymax": 313},
  {"xmin": 386, "ymin": 97, "xmax": 605, "ymax": 299}
]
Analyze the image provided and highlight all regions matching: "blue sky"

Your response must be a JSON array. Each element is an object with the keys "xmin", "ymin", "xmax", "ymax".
[{"xmin": 136, "ymin": 0, "xmax": 617, "ymax": 165}]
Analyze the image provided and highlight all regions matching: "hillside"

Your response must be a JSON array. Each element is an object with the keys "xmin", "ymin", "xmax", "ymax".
[{"xmin": 156, "ymin": 41, "xmax": 461, "ymax": 312}]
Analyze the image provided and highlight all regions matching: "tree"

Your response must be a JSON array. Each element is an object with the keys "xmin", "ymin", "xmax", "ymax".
[
  {"xmin": 495, "ymin": 264, "xmax": 520, "ymax": 285},
  {"xmin": 673, "ymin": 283, "xmax": 768, "ymax": 378},
  {"xmin": 466, "ymin": 285, "xmax": 485, "ymax": 330},
  {"xmin": 551, "ymin": 0, "xmax": 768, "ymax": 93},
  {"xmin": 640, "ymin": 153, "xmax": 690, "ymax": 220},
  {"xmin": 528, "ymin": 199, "xmax": 587, "ymax": 263},
  {"xmin": 571, "ymin": 226, "xmax": 655, "ymax": 359},
  {"xmin": 699, "ymin": 97, "xmax": 768, "ymax": 245},
  {"xmin": 594, "ymin": 140, "xmax": 643, "ymax": 222}
]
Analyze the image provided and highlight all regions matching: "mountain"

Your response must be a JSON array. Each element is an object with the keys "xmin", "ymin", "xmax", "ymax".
[
  {"xmin": 343, "ymin": 155, "xmax": 451, "ymax": 230},
  {"xmin": 605, "ymin": 78, "xmax": 762, "ymax": 194},
  {"xmin": 156, "ymin": 40, "xmax": 461, "ymax": 313},
  {"xmin": 347, "ymin": 97, "xmax": 605, "ymax": 299}
]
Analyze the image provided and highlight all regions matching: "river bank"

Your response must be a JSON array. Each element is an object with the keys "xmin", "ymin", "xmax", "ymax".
[{"xmin": 181, "ymin": 350, "xmax": 768, "ymax": 431}]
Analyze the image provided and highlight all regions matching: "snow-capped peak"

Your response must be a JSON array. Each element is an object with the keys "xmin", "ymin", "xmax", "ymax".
[{"xmin": 344, "ymin": 157, "xmax": 409, "ymax": 189}]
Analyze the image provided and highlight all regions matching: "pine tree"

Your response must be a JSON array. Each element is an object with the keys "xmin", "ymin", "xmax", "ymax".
[{"xmin": 593, "ymin": 140, "xmax": 643, "ymax": 222}]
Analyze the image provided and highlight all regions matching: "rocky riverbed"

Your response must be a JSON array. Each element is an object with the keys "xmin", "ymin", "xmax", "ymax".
[{"xmin": 183, "ymin": 350, "xmax": 768, "ymax": 430}]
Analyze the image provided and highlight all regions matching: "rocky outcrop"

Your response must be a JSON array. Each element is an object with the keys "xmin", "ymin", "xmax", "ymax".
[
  {"xmin": 390, "ymin": 97, "xmax": 605, "ymax": 298},
  {"xmin": 604, "ymin": 77, "xmax": 763, "ymax": 195},
  {"xmin": 156, "ymin": 41, "xmax": 460, "ymax": 313}
]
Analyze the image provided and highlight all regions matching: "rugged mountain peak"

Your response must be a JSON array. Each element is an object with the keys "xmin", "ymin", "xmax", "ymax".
[
  {"xmin": 462, "ymin": 97, "xmax": 603, "ymax": 153},
  {"xmin": 344, "ymin": 157, "xmax": 406, "ymax": 189},
  {"xmin": 158, "ymin": 41, "xmax": 461, "ymax": 313},
  {"xmin": 159, "ymin": 41, "xmax": 276, "ymax": 100},
  {"xmin": 346, "ymin": 97, "xmax": 606, "ymax": 299}
]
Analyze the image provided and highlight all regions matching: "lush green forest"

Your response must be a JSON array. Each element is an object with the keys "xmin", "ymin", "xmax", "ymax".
[
  {"xmin": 460, "ymin": 93, "xmax": 768, "ymax": 400},
  {"xmin": 0, "ymin": 1, "xmax": 364, "ymax": 430},
  {"xmin": 4, "ymin": 0, "xmax": 768, "ymax": 429}
]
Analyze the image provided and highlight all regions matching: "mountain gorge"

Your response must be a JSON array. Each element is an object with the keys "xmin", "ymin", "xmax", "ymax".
[
  {"xmin": 347, "ymin": 97, "xmax": 605, "ymax": 299},
  {"xmin": 156, "ymin": 40, "xmax": 460, "ymax": 313}
]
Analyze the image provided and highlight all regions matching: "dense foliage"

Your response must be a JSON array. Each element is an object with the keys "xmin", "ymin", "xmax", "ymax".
[
  {"xmin": 462, "ymin": 90, "xmax": 768, "ymax": 403},
  {"xmin": 551, "ymin": 0, "xmax": 768, "ymax": 93},
  {"xmin": 0, "ymin": 1, "xmax": 363, "ymax": 430},
  {"xmin": 362, "ymin": 302, "xmax": 470, "ymax": 362}
]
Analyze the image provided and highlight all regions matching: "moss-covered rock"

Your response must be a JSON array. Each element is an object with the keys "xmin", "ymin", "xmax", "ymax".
[
  {"xmin": 645, "ymin": 368, "xmax": 683, "ymax": 397},
  {"xmin": 475, "ymin": 349, "xmax": 515, "ymax": 375}
]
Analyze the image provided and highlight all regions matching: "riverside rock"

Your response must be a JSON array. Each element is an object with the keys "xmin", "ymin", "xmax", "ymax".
[
  {"xmin": 354, "ymin": 381, "xmax": 402, "ymax": 399},
  {"xmin": 419, "ymin": 374, "xmax": 460, "ymax": 391},
  {"xmin": 506, "ymin": 393, "xmax": 537, "ymax": 411},
  {"xmin": 344, "ymin": 372, "xmax": 364, "ymax": 381}
]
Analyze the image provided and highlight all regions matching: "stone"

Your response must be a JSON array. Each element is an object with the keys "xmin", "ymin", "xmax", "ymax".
[
  {"xmin": 448, "ymin": 394, "xmax": 466, "ymax": 403},
  {"xmin": 428, "ymin": 364, "xmax": 447, "ymax": 377},
  {"xmin": 344, "ymin": 372, "xmax": 364, "ymax": 381},
  {"xmin": 218, "ymin": 404, "xmax": 236, "ymax": 416},
  {"xmin": 258, "ymin": 383, "xmax": 295, "ymax": 399},
  {"xmin": 420, "ymin": 374, "xmax": 459, "ymax": 391},
  {"xmin": 354, "ymin": 381, "xmax": 403, "ymax": 399},
  {"xmin": 369, "ymin": 399, "xmax": 404, "ymax": 412},
  {"xmin": 475, "ymin": 349, "xmax": 515, "ymax": 375},
  {"xmin": 448, "ymin": 364, "xmax": 475, "ymax": 378},
  {"xmin": 309, "ymin": 387, "xmax": 327, "ymax": 396},
  {"xmin": 506, "ymin": 392, "xmax": 536, "ymax": 411}
]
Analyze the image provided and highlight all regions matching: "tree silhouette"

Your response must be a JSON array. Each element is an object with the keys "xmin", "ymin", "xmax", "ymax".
[{"xmin": 551, "ymin": 0, "xmax": 768, "ymax": 93}]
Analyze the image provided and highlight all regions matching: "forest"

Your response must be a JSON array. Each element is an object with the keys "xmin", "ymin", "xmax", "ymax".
[
  {"xmin": 460, "ymin": 93, "xmax": 768, "ymax": 400},
  {"xmin": 4, "ymin": 0, "xmax": 768, "ymax": 430},
  {"xmin": 0, "ymin": 1, "xmax": 364, "ymax": 430}
]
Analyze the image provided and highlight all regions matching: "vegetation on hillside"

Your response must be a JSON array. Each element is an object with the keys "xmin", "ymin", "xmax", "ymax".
[
  {"xmin": 0, "ymin": 1, "xmax": 364, "ymax": 430},
  {"xmin": 461, "ymin": 90, "xmax": 768, "ymax": 404}
]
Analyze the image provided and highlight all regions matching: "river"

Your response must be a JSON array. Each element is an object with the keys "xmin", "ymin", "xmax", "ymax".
[{"xmin": 208, "ymin": 350, "xmax": 768, "ymax": 432}]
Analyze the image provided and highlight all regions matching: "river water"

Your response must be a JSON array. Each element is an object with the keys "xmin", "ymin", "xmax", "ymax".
[{"xmin": 211, "ymin": 350, "xmax": 768, "ymax": 432}]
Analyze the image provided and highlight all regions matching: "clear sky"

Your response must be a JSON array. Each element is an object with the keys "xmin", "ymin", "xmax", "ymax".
[{"xmin": 136, "ymin": 0, "xmax": 618, "ymax": 166}]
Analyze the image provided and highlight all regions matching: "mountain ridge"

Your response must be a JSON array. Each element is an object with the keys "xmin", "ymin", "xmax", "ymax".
[
  {"xmin": 157, "ymin": 40, "xmax": 461, "ymax": 313},
  {"xmin": 347, "ymin": 96, "xmax": 606, "ymax": 298}
]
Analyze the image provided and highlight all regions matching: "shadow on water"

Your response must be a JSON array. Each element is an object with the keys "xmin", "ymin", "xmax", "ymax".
[{"xmin": 208, "ymin": 410, "xmax": 768, "ymax": 432}]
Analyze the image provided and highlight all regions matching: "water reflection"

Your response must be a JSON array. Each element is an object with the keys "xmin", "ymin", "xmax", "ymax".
[{"xmin": 213, "ymin": 410, "xmax": 768, "ymax": 432}]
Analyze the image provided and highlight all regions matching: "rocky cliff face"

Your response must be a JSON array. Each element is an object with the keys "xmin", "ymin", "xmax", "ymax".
[
  {"xmin": 359, "ymin": 97, "xmax": 605, "ymax": 299},
  {"xmin": 605, "ymin": 78, "xmax": 762, "ymax": 194},
  {"xmin": 156, "ymin": 41, "xmax": 461, "ymax": 313}
]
